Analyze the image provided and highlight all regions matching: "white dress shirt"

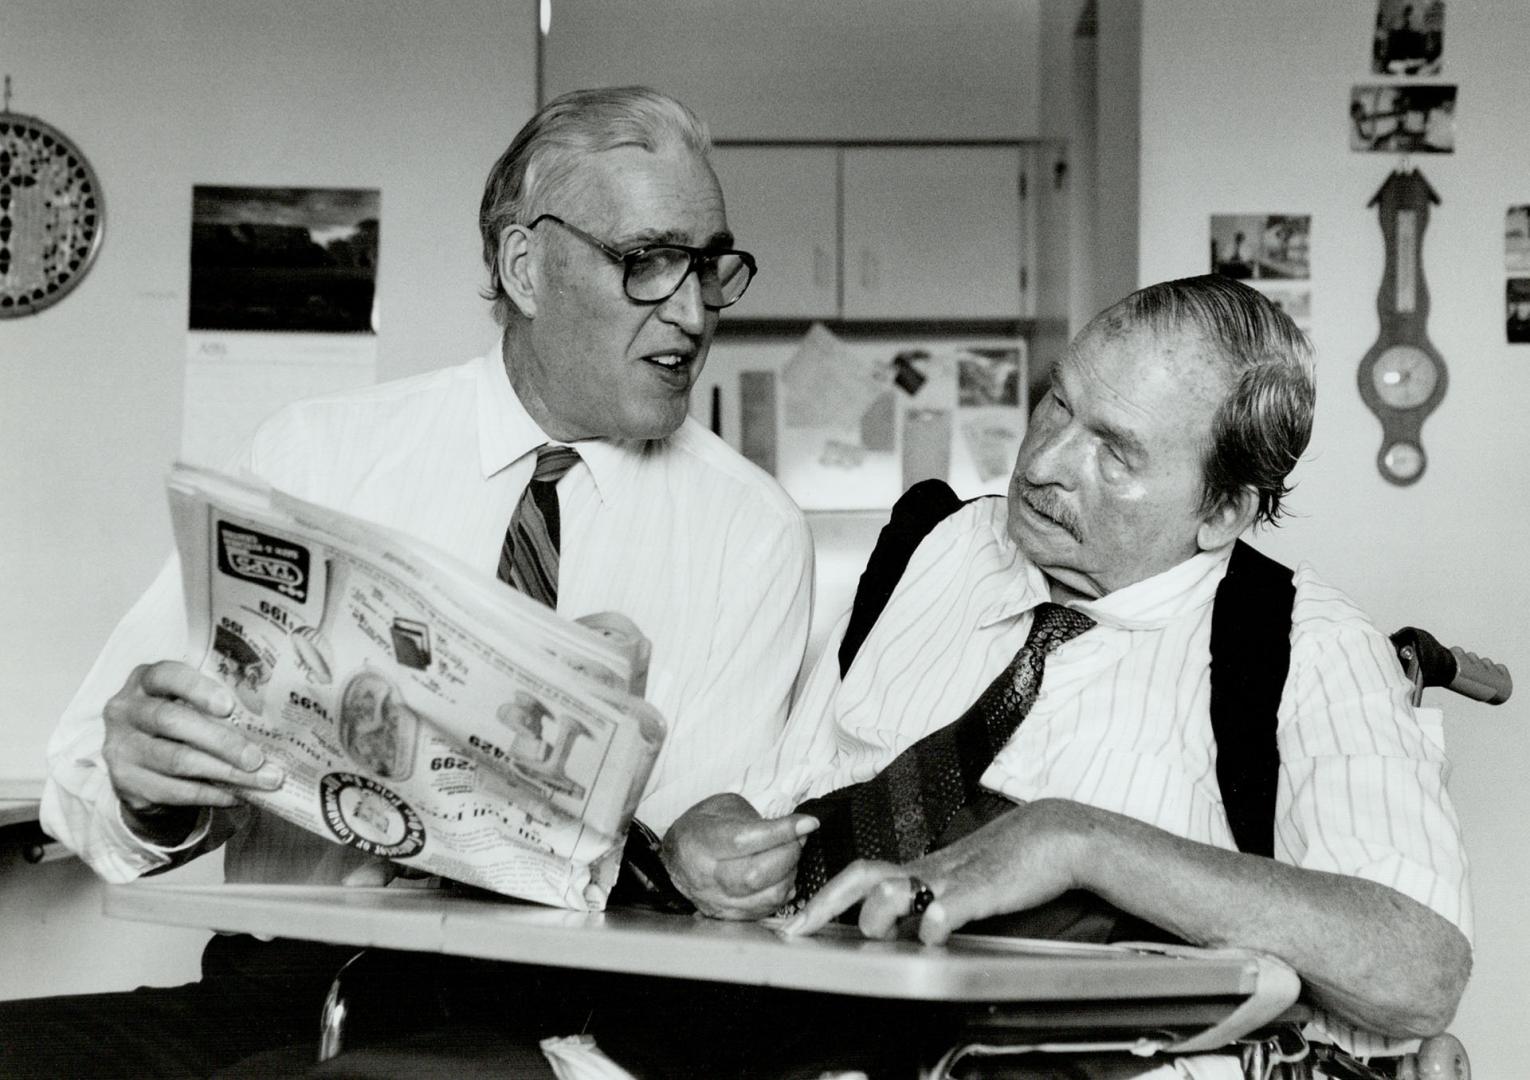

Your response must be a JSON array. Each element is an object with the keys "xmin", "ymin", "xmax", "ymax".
[
  {"xmin": 44, "ymin": 345, "xmax": 813, "ymax": 884},
  {"xmin": 739, "ymin": 498, "xmax": 1470, "ymax": 1055}
]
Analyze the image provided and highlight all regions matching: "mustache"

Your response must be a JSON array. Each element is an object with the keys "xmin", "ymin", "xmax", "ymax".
[{"xmin": 1018, "ymin": 485, "xmax": 1084, "ymax": 542}]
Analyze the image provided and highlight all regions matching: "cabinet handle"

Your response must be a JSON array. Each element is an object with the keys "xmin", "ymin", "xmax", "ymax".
[
  {"xmin": 813, "ymin": 244, "xmax": 830, "ymax": 289},
  {"xmin": 859, "ymin": 248, "xmax": 879, "ymax": 291}
]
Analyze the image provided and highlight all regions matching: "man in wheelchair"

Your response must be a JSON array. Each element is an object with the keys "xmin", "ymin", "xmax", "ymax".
[{"xmin": 662, "ymin": 273, "xmax": 1471, "ymax": 1068}]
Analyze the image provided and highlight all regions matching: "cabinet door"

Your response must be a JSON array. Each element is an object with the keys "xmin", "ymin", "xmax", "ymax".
[
  {"xmin": 710, "ymin": 146, "xmax": 838, "ymax": 319},
  {"xmin": 841, "ymin": 147, "xmax": 1029, "ymax": 320}
]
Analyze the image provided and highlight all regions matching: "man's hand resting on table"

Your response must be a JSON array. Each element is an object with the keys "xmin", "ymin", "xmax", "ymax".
[
  {"xmin": 660, "ymin": 793, "xmax": 818, "ymax": 920},
  {"xmin": 102, "ymin": 660, "xmax": 284, "ymax": 845},
  {"xmin": 778, "ymin": 797, "xmax": 1472, "ymax": 1040},
  {"xmin": 780, "ymin": 797, "xmax": 1077, "ymax": 943}
]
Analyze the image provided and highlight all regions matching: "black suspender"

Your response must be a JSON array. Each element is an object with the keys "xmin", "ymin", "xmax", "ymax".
[
  {"xmin": 837, "ymin": 479, "xmax": 969, "ymax": 678},
  {"xmin": 1209, "ymin": 541, "xmax": 1296, "ymax": 857}
]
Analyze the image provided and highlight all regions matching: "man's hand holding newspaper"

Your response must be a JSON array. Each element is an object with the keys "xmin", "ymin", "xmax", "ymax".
[{"xmin": 166, "ymin": 463, "xmax": 665, "ymax": 911}]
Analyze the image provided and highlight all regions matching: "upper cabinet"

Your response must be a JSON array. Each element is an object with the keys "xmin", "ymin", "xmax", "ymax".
[
  {"xmin": 713, "ymin": 144, "xmax": 1035, "ymax": 322},
  {"xmin": 542, "ymin": 0, "xmax": 1042, "ymax": 141},
  {"xmin": 841, "ymin": 147, "xmax": 1030, "ymax": 320},
  {"xmin": 711, "ymin": 146, "xmax": 839, "ymax": 319}
]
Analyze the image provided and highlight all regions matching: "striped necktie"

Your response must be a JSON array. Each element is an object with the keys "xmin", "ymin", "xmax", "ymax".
[
  {"xmin": 498, "ymin": 444, "xmax": 581, "ymax": 608},
  {"xmin": 791, "ymin": 601, "xmax": 1095, "ymax": 904}
]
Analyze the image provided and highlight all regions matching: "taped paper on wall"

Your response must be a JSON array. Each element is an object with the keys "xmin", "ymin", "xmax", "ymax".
[{"xmin": 765, "ymin": 325, "xmax": 1024, "ymax": 510}]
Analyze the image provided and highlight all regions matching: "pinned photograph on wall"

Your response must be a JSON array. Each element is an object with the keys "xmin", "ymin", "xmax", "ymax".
[
  {"xmin": 1251, "ymin": 282, "xmax": 1313, "ymax": 334},
  {"xmin": 1210, "ymin": 215, "xmax": 1264, "ymax": 280},
  {"xmin": 953, "ymin": 348, "xmax": 1024, "ymax": 486},
  {"xmin": 1508, "ymin": 279, "xmax": 1530, "ymax": 345},
  {"xmin": 1507, "ymin": 205, "xmax": 1530, "ymax": 273},
  {"xmin": 950, "ymin": 345, "xmax": 1024, "ymax": 491},
  {"xmin": 1371, "ymin": 0, "xmax": 1444, "ymax": 75},
  {"xmin": 190, "ymin": 186, "xmax": 380, "ymax": 332},
  {"xmin": 957, "ymin": 348, "xmax": 1022, "ymax": 408},
  {"xmin": 1211, "ymin": 214, "xmax": 1312, "ymax": 331},
  {"xmin": 1349, "ymin": 84, "xmax": 1457, "ymax": 154}
]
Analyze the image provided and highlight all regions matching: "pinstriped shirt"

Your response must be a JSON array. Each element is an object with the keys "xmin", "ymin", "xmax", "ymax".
[
  {"xmin": 44, "ymin": 345, "xmax": 813, "ymax": 885},
  {"xmin": 739, "ymin": 497, "xmax": 1469, "ymax": 1054}
]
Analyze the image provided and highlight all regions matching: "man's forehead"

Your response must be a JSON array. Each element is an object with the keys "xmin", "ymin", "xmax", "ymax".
[
  {"xmin": 1067, "ymin": 319, "xmax": 1223, "ymax": 379},
  {"xmin": 1059, "ymin": 319, "xmax": 1150, "ymax": 378},
  {"xmin": 1056, "ymin": 322, "xmax": 1230, "ymax": 430},
  {"xmin": 575, "ymin": 145, "xmax": 728, "ymax": 245}
]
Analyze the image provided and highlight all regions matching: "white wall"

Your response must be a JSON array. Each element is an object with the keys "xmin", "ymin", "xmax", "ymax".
[
  {"xmin": 0, "ymin": 0, "xmax": 534, "ymax": 995},
  {"xmin": 1093, "ymin": 0, "xmax": 1142, "ymax": 325},
  {"xmin": 543, "ymin": 0, "xmax": 1042, "ymax": 140},
  {"xmin": 0, "ymin": 0, "xmax": 531, "ymax": 785},
  {"xmin": 1139, "ymin": 3, "xmax": 1530, "ymax": 1072}
]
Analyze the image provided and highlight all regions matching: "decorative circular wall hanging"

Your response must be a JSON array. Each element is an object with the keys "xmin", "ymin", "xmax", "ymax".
[{"xmin": 0, "ymin": 90, "xmax": 106, "ymax": 318}]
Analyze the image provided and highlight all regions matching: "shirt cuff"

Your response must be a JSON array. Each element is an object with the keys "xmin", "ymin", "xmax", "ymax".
[{"xmin": 111, "ymin": 800, "xmax": 213, "ymax": 856}]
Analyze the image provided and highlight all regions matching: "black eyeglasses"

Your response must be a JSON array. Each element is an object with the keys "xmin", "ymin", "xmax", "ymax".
[{"xmin": 527, "ymin": 214, "xmax": 756, "ymax": 311}]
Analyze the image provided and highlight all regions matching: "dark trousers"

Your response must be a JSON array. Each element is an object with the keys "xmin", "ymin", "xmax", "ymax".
[
  {"xmin": 0, "ymin": 934, "xmax": 360, "ymax": 1078},
  {"xmin": 0, "ymin": 933, "xmax": 941, "ymax": 1079},
  {"xmin": 310, "ymin": 958, "xmax": 944, "ymax": 1080}
]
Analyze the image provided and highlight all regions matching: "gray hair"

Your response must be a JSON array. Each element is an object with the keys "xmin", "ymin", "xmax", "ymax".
[
  {"xmin": 1106, "ymin": 274, "xmax": 1316, "ymax": 528},
  {"xmin": 478, "ymin": 86, "xmax": 713, "ymax": 326}
]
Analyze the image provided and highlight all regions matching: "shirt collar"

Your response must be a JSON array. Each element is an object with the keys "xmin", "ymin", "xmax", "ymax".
[
  {"xmin": 977, "ymin": 509, "xmax": 1235, "ymax": 631},
  {"xmin": 1072, "ymin": 545, "xmax": 1234, "ymax": 630},
  {"xmin": 976, "ymin": 513, "xmax": 1054, "ymax": 628},
  {"xmin": 473, "ymin": 339, "xmax": 647, "ymax": 505}
]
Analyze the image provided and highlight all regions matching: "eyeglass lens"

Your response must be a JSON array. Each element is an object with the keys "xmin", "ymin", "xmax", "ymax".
[{"xmin": 626, "ymin": 248, "xmax": 753, "ymax": 309}]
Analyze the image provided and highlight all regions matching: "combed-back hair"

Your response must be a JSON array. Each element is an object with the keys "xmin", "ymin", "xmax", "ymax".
[
  {"xmin": 478, "ymin": 86, "xmax": 712, "ymax": 326},
  {"xmin": 1109, "ymin": 274, "xmax": 1315, "ymax": 528}
]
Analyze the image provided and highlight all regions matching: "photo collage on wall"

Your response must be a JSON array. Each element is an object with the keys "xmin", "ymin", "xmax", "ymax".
[
  {"xmin": 732, "ymin": 324, "xmax": 1026, "ymax": 512},
  {"xmin": 1209, "ymin": 214, "xmax": 1312, "ymax": 332},
  {"xmin": 1508, "ymin": 205, "xmax": 1530, "ymax": 344},
  {"xmin": 1352, "ymin": 0, "xmax": 1454, "ymax": 154}
]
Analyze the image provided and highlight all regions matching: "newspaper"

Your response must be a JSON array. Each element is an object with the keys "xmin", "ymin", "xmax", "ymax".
[{"xmin": 166, "ymin": 463, "xmax": 666, "ymax": 911}]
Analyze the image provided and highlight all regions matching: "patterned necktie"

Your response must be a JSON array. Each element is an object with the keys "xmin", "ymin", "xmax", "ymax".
[
  {"xmin": 792, "ymin": 601, "xmax": 1096, "ymax": 903},
  {"xmin": 497, "ymin": 444, "xmax": 581, "ymax": 608}
]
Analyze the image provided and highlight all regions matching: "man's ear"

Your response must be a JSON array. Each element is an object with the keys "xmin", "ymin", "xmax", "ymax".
[
  {"xmin": 498, "ymin": 224, "xmax": 539, "ymax": 318},
  {"xmin": 1196, "ymin": 485, "xmax": 1259, "ymax": 553}
]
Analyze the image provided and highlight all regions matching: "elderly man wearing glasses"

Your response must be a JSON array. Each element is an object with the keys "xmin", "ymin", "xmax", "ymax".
[{"xmin": 7, "ymin": 86, "xmax": 811, "ymax": 1077}]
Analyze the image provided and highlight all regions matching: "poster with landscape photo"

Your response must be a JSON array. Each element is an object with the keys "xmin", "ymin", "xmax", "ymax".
[
  {"xmin": 189, "ymin": 186, "xmax": 380, "ymax": 333},
  {"xmin": 182, "ymin": 186, "xmax": 381, "ymax": 470}
]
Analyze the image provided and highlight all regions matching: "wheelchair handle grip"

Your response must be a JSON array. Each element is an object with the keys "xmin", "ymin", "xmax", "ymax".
[
  {"xmin": 1391, "ymin": 627, "xmax": 1513, "ymax": 705},
  {"xmin": 1447, "ymin": 645, "xmax": 1513, "ymax": 705}
]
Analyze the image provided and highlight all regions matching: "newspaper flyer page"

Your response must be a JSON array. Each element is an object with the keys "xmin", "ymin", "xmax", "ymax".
[{"xmin": 166, "ymin": 463, "xmax": 666, "ymax": 911}]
